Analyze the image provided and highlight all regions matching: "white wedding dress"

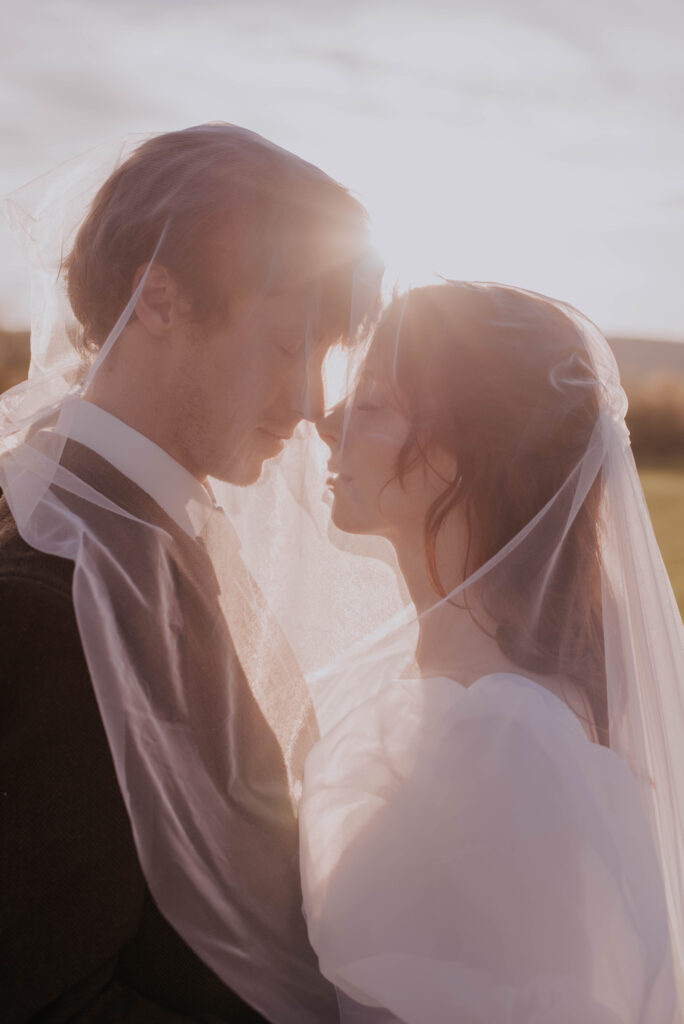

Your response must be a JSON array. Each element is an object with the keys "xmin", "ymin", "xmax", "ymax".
[{"xmin": 299, "ymin": 673, "xmax": 678, "ymax": 1023}]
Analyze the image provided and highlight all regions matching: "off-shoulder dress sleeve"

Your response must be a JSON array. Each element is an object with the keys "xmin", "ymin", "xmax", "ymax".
[{"xmin": 299, "ymin": 673, "xmax": 677, "ymax": 1024}]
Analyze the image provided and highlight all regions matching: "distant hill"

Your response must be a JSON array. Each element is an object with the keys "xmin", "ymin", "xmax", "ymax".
[
  {"xmin": 1, "ymin": 326, "xmax": 682, "ymax": 459},
  {"xmin": 2, "ymin": 328, "xmax": 684, "ymax": 388},
  {"xmin": 608, "ymin": 337, "xmax": 684, "ymax": 383},
  {"xmin": 0, "ymin": 329, "xmax": 30, "ymax": 392}
]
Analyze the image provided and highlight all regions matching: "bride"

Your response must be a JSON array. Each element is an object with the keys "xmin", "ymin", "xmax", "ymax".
[{"xmin": 298, "ymin": 281, "xmax": 683, "ymax": 1022}]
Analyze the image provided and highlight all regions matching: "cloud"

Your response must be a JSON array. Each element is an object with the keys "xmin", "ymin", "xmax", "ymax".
[{"xmin": 0, "ymin": 0, "xmax": 682, "ymax": 334}]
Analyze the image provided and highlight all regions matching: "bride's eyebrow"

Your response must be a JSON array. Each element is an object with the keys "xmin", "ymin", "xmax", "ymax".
[
  {"xmin": 355, "ymin": 372, "xmax": 381, "ymax": 390},
  {"xmin": 354, "ymin": 376, "xmax": 394, "ymax": 403},
  {"xmin": 362, "ymin": 363, "xmax": 394, "ymax": 387}
]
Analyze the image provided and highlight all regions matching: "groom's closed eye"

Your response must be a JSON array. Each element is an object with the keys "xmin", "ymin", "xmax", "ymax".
[
  {"xmin": 274, "ymin": 330, "xmax": 328, "ymax": 359},
  {"xmin": 272, "ymin": 330, "xmax": 303, "ymax": 356},
  {"xmin": 277, "ymin": 341, "xmax": 300, "ymax": 357}
]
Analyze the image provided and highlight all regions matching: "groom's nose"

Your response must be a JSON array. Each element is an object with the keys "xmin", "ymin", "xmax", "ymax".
[
  {"xmin": 297, "ymin": 363, "xmax": 326, "ymax": 423},
  {"xmin": 286, "ymin": 355, "xmax": 326, "ymax": 424}
]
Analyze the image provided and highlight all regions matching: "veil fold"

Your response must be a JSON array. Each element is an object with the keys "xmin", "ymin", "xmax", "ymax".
[{"xmin": 2, "ymin": 137, "xmax": 683, "ymax": 1024}]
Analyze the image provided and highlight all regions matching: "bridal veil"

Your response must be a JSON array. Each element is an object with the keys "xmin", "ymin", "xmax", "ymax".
[{"xmin": 1, "ymin": 130, "xmax": 683, "ymax": 1022}]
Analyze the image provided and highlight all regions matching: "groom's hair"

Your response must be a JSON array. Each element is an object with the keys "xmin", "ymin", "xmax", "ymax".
[{"xmin": 65, "ymin": 123, "xmax": 379, "ymax": 351}]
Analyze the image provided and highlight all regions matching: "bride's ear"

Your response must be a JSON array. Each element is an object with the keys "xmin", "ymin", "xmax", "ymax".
[{"xmin": 131, "ymin": 264, "xmax": 192, "ymax": 337}]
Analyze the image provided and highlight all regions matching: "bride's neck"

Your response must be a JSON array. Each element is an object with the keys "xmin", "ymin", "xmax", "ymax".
[
  {"xmin": 391, "ymin": 527, "xmax": 600, "ymax": 740},
  {"xmin": 391, "ymin": 528, "xmax": 505, "ymax": 684}
]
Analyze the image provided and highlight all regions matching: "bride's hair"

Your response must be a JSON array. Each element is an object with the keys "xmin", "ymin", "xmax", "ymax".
[
  {"xmin": 64, "ymin": 123, "xmax": 375, "ymax": 351},
  {"xmin": 373, "ymin": 281, "xmax": 607, "ymax": 740}
]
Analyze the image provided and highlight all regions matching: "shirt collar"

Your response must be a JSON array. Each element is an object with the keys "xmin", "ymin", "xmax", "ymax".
[{"xmin": 56, "ymin": 396, "xmax": 215, "ymax": 538}]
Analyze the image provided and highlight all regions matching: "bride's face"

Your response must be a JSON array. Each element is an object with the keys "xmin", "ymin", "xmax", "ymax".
[{"xmin": 319, "ymin": 358, "xmax": 455, "ymax": 539}]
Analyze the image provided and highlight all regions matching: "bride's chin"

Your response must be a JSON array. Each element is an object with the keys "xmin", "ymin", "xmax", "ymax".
[
  {"xmin": 330, "ymin": 499, "xmax": 380, "ymax": 538},
  {"xmin": 329, "ymin": 499, "xmax": 360, "ymax": 534}
]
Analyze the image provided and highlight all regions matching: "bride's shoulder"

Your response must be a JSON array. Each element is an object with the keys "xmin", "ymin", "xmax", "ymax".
[
  {"xmin": 305, "ymin": 670, "xmax": 633, "ymax": 811},
  {"xmin": 418, "ymin": 672, "xmax": 629, "ymax": 795},
  {"xmin": 465, "ymin": 671, "xmax": 591, "ymax": 737},
  {"xmin": 314, "ymin": 670, "xmax": 589, "ymax": 749}
]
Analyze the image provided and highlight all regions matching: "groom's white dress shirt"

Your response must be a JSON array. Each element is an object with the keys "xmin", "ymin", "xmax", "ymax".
[{"xmin": 56, "ymin": 396, "xmax": 216, "ymax": 539}]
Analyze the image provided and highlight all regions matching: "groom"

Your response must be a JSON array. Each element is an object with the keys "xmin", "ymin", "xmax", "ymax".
[{"xmin": 0, "ymin": 126, "xmax": 378, "ymax": 1022}]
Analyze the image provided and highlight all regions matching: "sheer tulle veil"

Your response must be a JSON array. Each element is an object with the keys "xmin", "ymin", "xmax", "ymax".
[{"xmin": 1, "ymin": 131, "xmax": 683, "ymax": 1023}]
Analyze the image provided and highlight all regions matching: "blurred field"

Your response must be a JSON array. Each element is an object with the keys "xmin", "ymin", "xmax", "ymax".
[
  {"xmin": 1, "ymin": 327, "xmax": 682, "ymax": 615},
  {"xmin": 639, "ymin": 464, "xmax": 684, "ymax": 615},
  {"xmin": 0, "ymin": 331, "xmax": 32, "ymax": 392}
]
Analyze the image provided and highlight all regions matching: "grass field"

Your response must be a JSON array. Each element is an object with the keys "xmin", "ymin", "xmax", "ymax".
[{"xmin": 639, "ymin": 464, "xmax": 684, "ymax": 616}]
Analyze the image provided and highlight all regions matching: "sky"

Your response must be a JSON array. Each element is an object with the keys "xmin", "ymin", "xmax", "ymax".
[{"xmin": 1, "ymin": 0, "xmax": 683, "ymax": 338}]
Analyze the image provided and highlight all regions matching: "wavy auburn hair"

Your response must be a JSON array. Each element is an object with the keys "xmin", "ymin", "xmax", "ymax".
[{"xmin": 372, "ymin": 282, "xmax": 608, "ymax": 742}]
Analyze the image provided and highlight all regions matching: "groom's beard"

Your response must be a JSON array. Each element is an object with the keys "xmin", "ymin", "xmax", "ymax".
[{"xmin": 165, "ymin": 407, "xmax": 280, "ymax": 487}]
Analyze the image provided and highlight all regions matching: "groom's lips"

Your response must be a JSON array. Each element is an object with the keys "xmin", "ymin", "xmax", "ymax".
[{"xmin": 258, "ymin": 427, "xmax": 293, "ymax": 443}]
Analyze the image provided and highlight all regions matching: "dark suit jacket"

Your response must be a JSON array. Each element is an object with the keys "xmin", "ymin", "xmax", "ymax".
[{"xmin": 0, "ymin": 441, "xmax": 330, "ymax": 1022}]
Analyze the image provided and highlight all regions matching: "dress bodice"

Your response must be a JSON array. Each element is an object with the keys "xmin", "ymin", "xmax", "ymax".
[{"xmin": 300, "ymin": 673, "xmax": 678, "ymax": 1023}]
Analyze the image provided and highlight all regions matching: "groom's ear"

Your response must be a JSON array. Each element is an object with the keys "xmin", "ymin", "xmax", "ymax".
[{"xmin": 132, "ymin": 264, "xmax": 192, "ymax": 337}]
